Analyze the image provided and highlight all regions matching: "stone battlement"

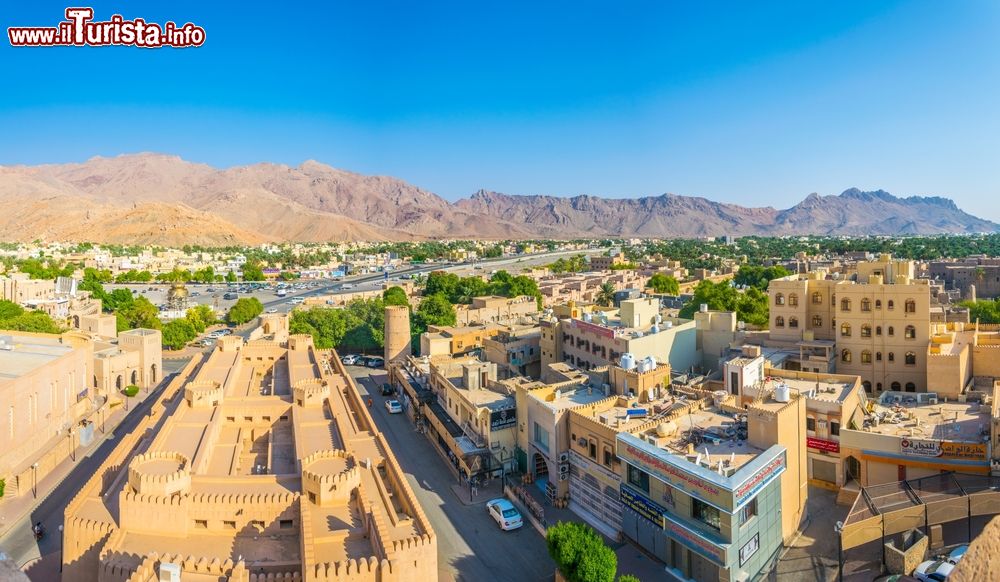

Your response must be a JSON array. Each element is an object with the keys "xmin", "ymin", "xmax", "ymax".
[
  {"xmin": 127, "ymin": 451, "xmax": 191, "ymax": 496},
  {"xmin": 302, "ymin": 449, "xmax": 359, "ymax": 507}
]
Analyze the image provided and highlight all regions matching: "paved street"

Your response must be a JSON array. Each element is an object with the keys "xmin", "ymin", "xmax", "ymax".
[{"xmin": 347, "ymin": 367, "xmax": 555, "ymax": 582}]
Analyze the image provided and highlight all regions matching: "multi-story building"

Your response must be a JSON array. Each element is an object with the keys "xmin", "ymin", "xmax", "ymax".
[
  {"xmin": 928, "ymin": 256, "xmax": 1000, "ymax": 299},
  {"xmin": 616, "ymin": 387, "xmax": 807, "ymax": 582},
  {"xmin": 419, "ymin": 324, "xmax": 502, "ymax": 358},
  {"xmin": 483, "ymin": 322, "xmax": 542, "ymax": 379},
  {"xmin": 453, "ymin": 295, "xmax": 539, "ymax": 326},
  {"xmin": 62, "ymin": 316, "xmax": 436, "ymax": 581},
  {"xmin": 546, "ymin": 297, "xmax": 699, "ymax": 374},
  {"xmin": 590, "ymin": 252, "xmax": 629, "ymax": 271},
  {"xmin": 770, "ymin": 256, "xmax": 935, "ymax": 393}
]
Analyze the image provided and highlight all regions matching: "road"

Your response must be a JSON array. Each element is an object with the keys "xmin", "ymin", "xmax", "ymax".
[
  {"xmin": 106, "ymin": 248, "xmax": 595, "ymax": 315},
  {"xmin": 346, "ymin": 367, "xmax": 555, "ymax": 582},
  {"xmin": 0, "ymin": 358, "xmax": 191, "ymax": 575}
]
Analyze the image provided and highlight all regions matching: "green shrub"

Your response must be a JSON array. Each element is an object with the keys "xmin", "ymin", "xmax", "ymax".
[
  {"xmin": 0, "ymin": 477, "xmax": 6, "ymax": 498},
  {"xmin": 546, "ymin": 521, "xmax": 617, "ymax": 582}
]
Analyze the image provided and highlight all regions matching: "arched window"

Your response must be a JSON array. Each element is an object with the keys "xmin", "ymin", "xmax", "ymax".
[
  {"xmin": 905, "ymin": 299, "xmax": 916, "ymax": 313},
  {"xmin": 876, "ymin": 326, "xmax": 882, "ymax": 336},
  {"xmin": 788, "ymin": 293, "xmax": 798, "ymax": 307},
  {"xmin": 812, "ymin": 315, "xmax": 823, "ymax": 327},
  {"xmin": 812, "ymin": 292, "xmax": 823, "ymax": 304},
  {"xmin": 862, "ymin": 381, "xmax": 872, "ymax": 392},
  {"xmin": 887, "ymin": 300, "xmax": 895, "ymax": 310},
  {"xmin": 840, "ymin": 298, "xmax": 852, "ymax": 312},
  {"xmin": 888, "ymin": 352, "xmax": 895, "ymax": 362},
  {"xmin": 861, "ymin": 350, "xmax": 872, "ymax": 364},
  {"xmin": 861, "ymin": 324, "xmax": 872, "ymax": 338},
  {"xmin": 905, "ymin": 382, "xmax": 916, "ymax": 392},
  {"xmin": 875, "ymin": 299, "xmax": 882, "ymax": 310},
  {"xmin": 876, "ymin": 352, "xmax": 883, "ymax": 361},
  {"xmin": 891, "ymin": 381, "xmax": 901, "ymax": 391},
  {"xmin": 876, "ymin": 382, "xmax": 883, "ymax": 391},
  {"xmin": 861, "ymin": 298, "xmax": 872, "ymax": 312},
  {"xmin": 788, "ymin": 317, "xmax": 799, "ymax": 329},
  {"xmin": 841, "ymin": 323, "xmax": 852, "ymax": 337},
  {"xmin": 905, "ymin": 325, "xmax": 916, "ymax": 339},
  {"xmin": 887, "ymin": 326, "xmax": 895, "ymax": 337},
  {"xmin": 905, "ymin": 351, "xmax": 916, "ymax": 365},
  {"xmin": 775, "ymin": 293, "xmax": 785, "ymax": 306},
  {"xmin": 831, "ymin": 293, "xmax": 837, "ymax": 307},
  {"xmin": 775, "ymin": 316, "xmax": 785, "ymax": 327},
  {"xmin": 841, "ymin": 349, "xmax": 852, "ymax": 363}
]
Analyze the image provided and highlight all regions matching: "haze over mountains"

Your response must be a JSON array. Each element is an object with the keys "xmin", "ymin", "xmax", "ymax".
[{"xmin": 0, "ymin": 153, "xmax": 995, "ymax": 245}]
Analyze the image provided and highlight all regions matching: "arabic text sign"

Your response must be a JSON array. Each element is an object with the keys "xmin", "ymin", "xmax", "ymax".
[
  {"xmin": 620, "ymin": 484, "xmax": 666, "ymax": 527},
  {"xmin": 490, "ymin": 408, "xmax": 516, "ymax": 431},
  {"xmin": 940, "ymin": 441, "xmax": 987, "ymax": 460},
  {"xmin": 900, "ymin": 437, "xmax": 941, "ymax": 457},
  {"xmin": 806, "ymin": 437, "xmax": 840, "ymax": 454}
]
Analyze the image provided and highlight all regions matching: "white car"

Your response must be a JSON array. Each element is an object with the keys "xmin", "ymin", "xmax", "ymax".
[
  {"xmin": 384, "ymin": 399, "xmax": 403, "ymax": 414},
  {"xmin": 266, "ymin": 308, "xmax": 278, "ymax": 314},
  {"xmin": 341, "ymin": 354, "xmax": 360, "ymax": 365},
  {"xmin": 486, "ymin": 498, "xmax": 523, "ymax": 531},
  {"xmin": 914, "ymin": 560, "xmax": 955, "ymax": 582}
]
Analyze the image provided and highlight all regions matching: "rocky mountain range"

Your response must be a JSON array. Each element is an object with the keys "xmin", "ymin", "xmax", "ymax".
[{"xmin": 0, "ymin": 153, "xmax": 994, "ymax": 245}]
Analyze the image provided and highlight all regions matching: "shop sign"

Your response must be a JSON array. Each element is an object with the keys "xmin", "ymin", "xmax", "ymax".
[
  {"xmin": 739, "ymin": 533, "xmax": 759, "ymax": 566},
  {"xmin": 940, "ymin": 441, "xmax": 987, "ymax": 460},
  {"xmin": 900, "ymin": 438, "xmax": 941, "ymax": 457},
  {"xmin": 733, "ymin": 453, "xmax": 785, "ymax": 508},
  {"xmin": 663, "ymin": 512, "xmax": 729, "ymax": 566},
  {"xmin": 619, "ymin": 436, "xmax": 729, "ymax": 508},
  {"xmin": 620, "ymin": 484, "xmax": 665, "ymax": 527},
  {"xmin": 806, "ymin": 437, "xmax": 840, "ymax": 454},
  {"xmin": 490, "ymin": 408, "xmax": 516, "ymax": 431}
]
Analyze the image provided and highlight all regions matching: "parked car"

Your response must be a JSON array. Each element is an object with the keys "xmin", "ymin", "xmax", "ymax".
[
  {"xmin": 266, "ymin": 308, "xmax": 278, "ymax": 314},
  {"xmin": 945, "ymin": 545, "xmax": 968, "ymax": 564},
  {"xmin": 914, "ymin": 560, "xmax": 954, "ymax": 582},
  {"xmin": 365, "ymin": 357, "xmax": 384, "ymax": 369},
  {"xmin": 341, "ymin": 354, "xmax": 360, "ymax": 365},
  {"xmin": 380, "ymin": 383, "xmax": 394, "ymax": 396},
  {"xmin": 223, "ymin": 292, "xmax": 237, "ymax": 300},
  {"xmin": 486, "ymin": 498, "xmax": 523, "ymax": 531},
  {"xmin": 874, "ymin": 575, "xmax": 921, "ymax": 582},
  {"xmin": 384, "ymin": 399, "xmax": 403, "ymax": 414}
]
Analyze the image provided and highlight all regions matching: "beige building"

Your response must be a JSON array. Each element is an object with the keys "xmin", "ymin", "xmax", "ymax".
[
  {"xmin": 453, "ymin": 295, "xmax": 539, "ymax": 326},
  {"xmin": 0, "ymin": 326, "xmax": 161, "ymax": 503},
  {"xmin": 770, "ymin": 256, "xmax": 934, "ymax": 393},
  {"xmin": 483, "ymin": 322, "xmax": 542, "ymax": 379},
  {"xmin": 62, "ymin": 315, "xmax": 436, "ymax": 581},
  {"xmin": 589, "ymin": 252, "xmax": 629, "ymax": 271},
  {"xmin": 419, "ymin": 323, "xmax": 501, "ymax": 358},
  {"xmin": 544, "ymin": 297, "xmax": 700, "ymax": 374}
]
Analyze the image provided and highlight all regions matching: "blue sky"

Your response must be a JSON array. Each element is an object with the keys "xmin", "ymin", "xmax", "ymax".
[{"xmin": 2, "ymin": 1, "xmax": 999, "ymax": 219}]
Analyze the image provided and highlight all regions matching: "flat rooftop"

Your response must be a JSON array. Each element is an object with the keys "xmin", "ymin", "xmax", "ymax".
[
  {"xmin": 0, "ymin": 334, "xmax": 74, "ymax": 380},
  {"xmin": 635, "ymin": 405, "xmax": 764, "ymax": 472},
  {"xmin": 863, "ymin": 391, "xmax": 992, "ymax": 442},
  {"xmin": 760, "ymin": 374, "xmax": 856, "ymax": 404}
]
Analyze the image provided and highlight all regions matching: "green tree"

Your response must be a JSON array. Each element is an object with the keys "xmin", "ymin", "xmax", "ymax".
[
  {"xmin": 382, "ymin": 286, "xmax": 410, "ymax": 307},
  {"xmin": 960, "ymin": 299, "xmax": 1000, "ymax": 323},
  {"xmin": 0, "ymin": 309, "xmax": 61, "ymax": 334},
  {"xmin": 412, "ymin": 294, "xmax": 457, "ymax": 339},
  {"xmin": 241, "ymin": 262, "xmax": 265, "ymax": 282},
  {"xmin": 290, "ymin": 307, "xmax": 348, "ymax": 348},
  {"xmin": 679, "ymin": 279, "xmax": 769, "ymax": 327},
  {"xmin": 733, "ymin": 265, "xmax": 791, "ymax": 290},
  {"xmin": 425, "ymin": 271, "xmax": 460, "ymax": 299},
  {"xmin": 0, "ymin": 300, "xmax": 24, "ymax": 320},
  {"xmin": 546, "ymin": 521, "xmax": 617, "ymax": 582},
  {"xmin": 116, "ymin": 297, "xmax": 162, "ymax": 332},
  {"xmin": 225, "ymin": 271, "xmax": 238, "ymax": 283},
  {"xmin": 227, "ymin": 297, "xmax": 264, "ymax": 325},
  {"xmin": 596, "ymin": 282, "xmax": 617, "ymax": 307},
  {"xmin": 185, "ymin": 304, "xmax": 217, "ymax": 333},
  {"xmin": 647, "ymin": 273, "xmax": 680, "ymax": 295},
  {"xmin": 161, "ymin": 318, "xmax": 197, "ymax": 350}
]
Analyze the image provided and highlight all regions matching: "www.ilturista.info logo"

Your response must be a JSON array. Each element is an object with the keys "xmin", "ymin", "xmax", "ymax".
[{"xmin": 8, "ymin": 7, "xmax": 205, "ymax": 48}]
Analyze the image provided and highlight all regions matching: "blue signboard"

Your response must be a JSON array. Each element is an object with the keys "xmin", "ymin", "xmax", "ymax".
[{"xmin": 620, "ymin": 484, "xmax": 667, "ymax": 527}]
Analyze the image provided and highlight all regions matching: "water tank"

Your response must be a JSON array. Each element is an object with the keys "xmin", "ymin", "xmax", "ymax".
[
  {"xmin": 774, "ymin": 383, "xmax": 791, "ymax": 403},
  {"xmin": 664, "ymin": 321, "xmax": 673, "ymax": 329},
  {"xmin": 713, "ymin": 390, "xmax": 728, "ymax": 407},
  {"xmin": 655, "ymin": 314, "xmax": 663, "ymax": 324},
  {"xmin": 636, "ymin": 358, "xmax": 650, "ymax": 373},
  {"xmin": 656, "ymin": 421, "xmax": 678, "ymax": 437},
  {"xmin": 620, "ymin": 353, "xmax": 637, "ymax": 370},
  {"xmin": 650, "ymin": 324, "xmax": 660, "ymax": 334},
  {"xmin": 583, "ymin": 312, "xmax": 593, "ymax": 323},
  {"xmin": 699, "ymin": 303, "xmax": 709, "ymax": 313},
  {"xmin": 646, "ymin": 355, "xmax": 657, "ymax": 368}
]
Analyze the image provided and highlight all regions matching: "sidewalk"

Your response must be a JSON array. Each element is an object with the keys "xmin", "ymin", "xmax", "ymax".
[{"xmin": 0, "ymin": 384, "xmax": 161, "ymax": 539}]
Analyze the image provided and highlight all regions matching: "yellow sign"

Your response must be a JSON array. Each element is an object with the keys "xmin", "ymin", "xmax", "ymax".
[{"xmin": 940, "ymin": 441, "xmax": 987, "ymax": 460}]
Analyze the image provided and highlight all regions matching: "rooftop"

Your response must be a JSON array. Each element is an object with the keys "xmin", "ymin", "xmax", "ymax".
[
  {"xmin": 760, "ymin": 374, "xmax": 856, "ymax": 404},
  {"xmin": 0, "ymin": 333, "xmax": 74, "ymax": 380},
  {"xmin": 859, "ymin": 391, "xmax": 992, "ymax": 442},
  {"xmin": 633, "ymin": 405, "xmax": 764, "ymax": 472}
]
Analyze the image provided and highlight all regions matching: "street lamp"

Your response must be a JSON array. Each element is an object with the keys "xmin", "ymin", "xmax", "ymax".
[
  {"xmin": 31, "ymin": 463, "xmax": 38, "ymax": 498},
  {"xmin": 58, "ymin": 524, "xmax": 64, "ymax": 573},
  {"xmin": 835, "ymin": 520, "xmax": 844, "ymax": 582}
]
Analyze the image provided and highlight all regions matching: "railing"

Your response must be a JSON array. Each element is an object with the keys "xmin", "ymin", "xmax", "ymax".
[{"xmin": 461, "ymin": 421, "xmax": 488, "ymax": 449}]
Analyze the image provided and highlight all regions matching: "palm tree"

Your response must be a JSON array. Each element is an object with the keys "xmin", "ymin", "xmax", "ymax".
[{"xmin": 596, "ymin": 282, "xmax": 616, "ymax": 307}]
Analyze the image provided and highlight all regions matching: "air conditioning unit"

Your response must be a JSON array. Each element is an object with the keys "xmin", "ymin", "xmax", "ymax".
[
  {"xmin": 559, "ymin": 463, "xmax": 570, "ymax": 474},
  {"xmin": 558, "ymin": 452, "xmax": 569, "ymax": 463},
  {"xmin": 559, "ymin": 473, "xmax": 568, "ymax": 482},
  {"xmin": 577, "ymin": 438, "xmax": 588, "ymax": 447}
]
